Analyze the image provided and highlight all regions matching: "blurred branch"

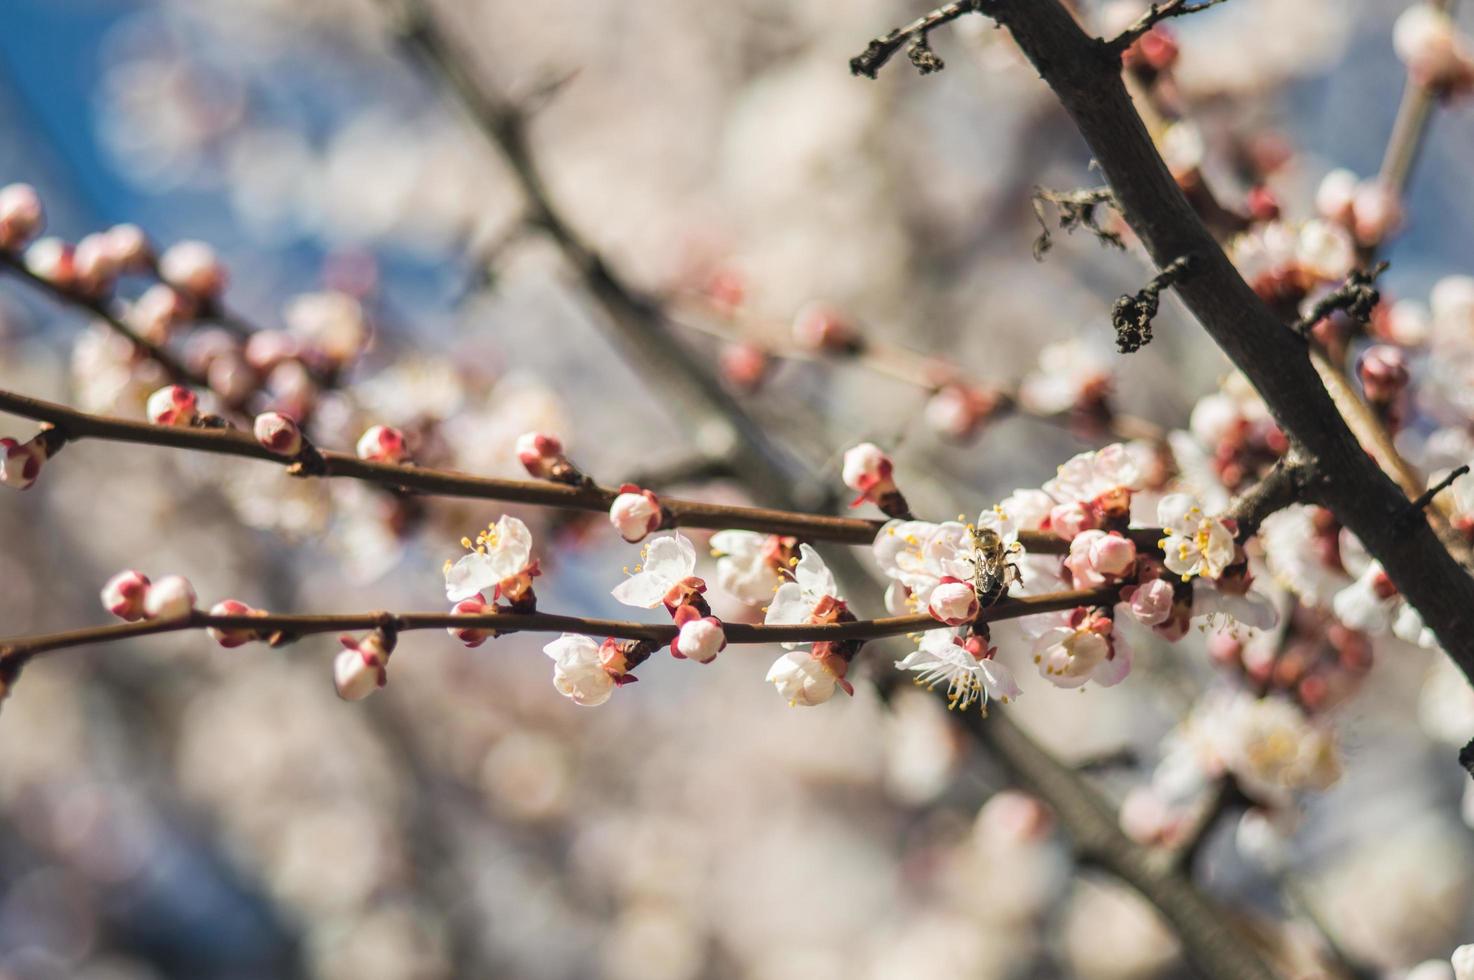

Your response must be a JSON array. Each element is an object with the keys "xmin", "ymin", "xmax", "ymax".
[
  {"xmin": 0, "ymin": 251, "xmax": 202, "ymax": 388},
  {"xmin": 667, "ymin": 297, "xmax": 1168, "ymax": 444},
  {"xmin": 0, "ymin": 386, "xmax": 1144, "ymax": 552},
  {"xmin": 380, "ymin": 0, "xmax": 815, "ymax": 510},
  {"xmin": 0, "ymin": 585, "xmax": 1121, "ymax": 672},
  {"xmin": 1379, "ymin": 0, "xmax": 1459, "ymax": 193},
  {"xmin": 965, "ymin": 711, "xmax": 1277, "ymax": 980}
]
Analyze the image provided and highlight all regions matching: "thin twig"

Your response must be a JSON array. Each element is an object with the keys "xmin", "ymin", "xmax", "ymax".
[
  {"xmin": 0, "ymin": 585, "xmax": 1121, "ymax": 668},
  {"xmin": 0, "ymin": 386, "xmax": 1165, "ymax": 553},
  {"xmin": 1106, "ymin": 0, "xmax": 1232, "ymax": 54},
  {"xmin": 1406, "ymin": 464, "xmax": 1470, "ymax": 520},
  {"xmin": 849, "ymin": 1, "xmax": 986, "ymax": 79},
  {"xmin": 1292, "ymin": 264, "xmax": 1387, "ymax": 338},
  {"xmin": 1032, "ymin": 185, "xmax": 1124, "ymax": 259}
]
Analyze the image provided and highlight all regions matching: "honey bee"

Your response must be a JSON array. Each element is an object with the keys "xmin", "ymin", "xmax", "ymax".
[{"xmin": 967, "ymin": 525, "xmax": 1022, "ymax": 608}]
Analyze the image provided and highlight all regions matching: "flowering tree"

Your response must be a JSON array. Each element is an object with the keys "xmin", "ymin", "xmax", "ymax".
[{"xmin": 4, "ymin": 0, "xmax": 1474, "ymax": 976}]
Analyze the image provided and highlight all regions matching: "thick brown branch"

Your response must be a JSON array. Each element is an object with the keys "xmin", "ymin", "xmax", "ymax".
[
  {"xmin": 983, "ymin": 0, "xmax": 1474, "ymax": 688},
  {"xmin": 1226, "ymin": 454, "xmax": 1314, "ymax": 541}
]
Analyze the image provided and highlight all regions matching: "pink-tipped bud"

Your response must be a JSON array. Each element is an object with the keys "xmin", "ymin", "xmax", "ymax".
[
  {"xmin": 129, "ymin": 284, "xmax": 193, "ymax": 345},
  {"xmin": 447, "ymin": 595, "xmax": 497, "ymax": 648},
  {"xmin": 1047, "ymin": 500, "xmax": 1095, "ymax": 541},
  {"xmin": 105, "ymin": 224, "xmax": 151, "ymax": 272},
  {"xmin": 1357, "ymin": 345, "xmax": 1410, "ymax": 404},
  {"xmin": 101, "ymin": 570, "xmax": 151, "ymax": 622},
  {"xmin": 25, "ymin": 238, "xmax": 76, "ymax": 290},
  {"xmin": 1394, "ymin": 5, "xmax": 1471, "ymax": 89},
  {"xmin": 674, "ymin": 616, "xmax": 726, "ymax": 663},
  {"xmin": 609, "ymin": 484, "xmax": 662, "ymax": 542},
  {"xmin": 841, "ymin": 442, "xmax": 911, "ymax": 517},
  {"xmin": 1127, "ymin": 578, "xmax": 1176, "ymax": 627},
  {"xmin": 719, "ymin": 342, "xmax": 771, "ymax": 393},
  {"xmin": 0, "ymin": 184, "xmax": 43, "ymax": 251},
  {"xmin": 159, "ymin": 240, "xmax": 227, "ymax": 300},
  {"xmin": 207, "ymin": 599, "xmax": 264, "ymax": 648},
  {"xmin": 253, "ymin": 412, "xmax": 303, "ymax": 456},
  {"xmin": 841, "ymin": 442, "xmax": 891, "ymax": 496},
  {"xmin": 515, "ymin": 431, "xmax": 565, "ymax": 479},
  {"xmin": 334, "ymin": 631, "xmax": 393, "ymax": 701},
  {"xmin": 244, "ymin": 330, "xmax": 301, "ymax": 373},
  {"xmin": 0, "ymin": 435, "xmax": 47, "ymax": 490},
  {"xmin": 1088, "ymin": 531, "xmax": 1137, "ymax": 578},
  {"xmin": 1315, "ymin": 168, "xmax": 1358, "ymax": 224},
  {"xmin": 924, "ymin": 384, "xmax": 1002, "ymax": 441},
  {"xmin": 146, "ymin": 385, "xmax": 198, "ymax": 426},
  {"xmin": 356, "ymin": 424, "xmax": 408, "ymax": 464},
  {"xmin": 72, "ymin": 233, "xmax": 121, "ymax": 297},
  {"xmin": 927, "ymin": 578, "xmax": 980, "ymax": 626},
  {"xmin": 792, "ymin": 302, "xmax": 860, "ymax": 354},
  {"xmin": 142, "ymin": 575, "xmax": 196, "ymax": 621},
  {"xmin": 1350, "ymin": 181, "xmax": 1402, "ymax": 246}
]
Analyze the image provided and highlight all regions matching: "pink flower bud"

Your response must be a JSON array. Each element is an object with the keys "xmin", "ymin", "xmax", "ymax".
[
  {"xmin": 73, "ymin": 233, "xmax": 120, "ymax": 297},
  {"xmin": 1394, "ymin": 5, "xmax": 1469, "ymax": 87},
  {"xmin": 1, "ymin": 435, "xmax": 47, "ymax": 490},
  {"xmin": 129, "ymin": 284, "xmax": 193, "ymax": 345},
  {"xmin": 841, "ymin": 442, "xmax": 891, "ymax": 494},
  {"xmin": 1357, "ymin": 345, "xmax": 1409, "ymax": 403},
  {"xmin": 143, "ymin": 575, "xmax": 196, "ymax": 621},
  {"xmin": 356, "ymin": 424, "xmax": 408, "ymax": 464},
  {"xmin": 1315, "ymin": 168, "xmax": 1357, "ymax": 224},
  {"xmin": 447, "ymin": 595, "xmax": 497, "ymax": 647},
  {"xmin": 1089, "ymin": 531, "xmax": 1137, "ymax": 578},
  {"xmin": 1127, "ymin": 578, "xmax": 1176, "ymax": 627},
  {"xmin": 924, "ymin": 384, "xmax": 1002, "ymax": 441},
  {"xmin": 207, "ymin": 599, "xmax": 264, "ymax": 648},
  {"xmin": 101, "ymin": 570, "xmax": 151, "ymax": 621},
  {"xmin": 0, "ymin": 183, "xmax": 43, "ymax": 251},
  {"xmin": 515, "ymin": 431, "xmax": 564, "ymax": 479},
  {"xmin": 927, "ymin": 579, "xmax": 980, "ymax": 626},
  {"xmin": 159, "ymin": 240, "xmax": 227, "ymax": 300},
  {"xmin": 105, "ymin": 224, "xmax": 152, "ymax": 272},
  {"xmin": 1048, "ymin": 500, "xmax": 1095, "ymax": 541},
  {"xmin": 674, "ymin": 616, "xmax": 726, "ymax": 663},
  {"xmin": 792, "ymin": 302, "xmax": 860, "ymax": 353},
  {"xmin": 609, "ymin": 485, "xmax": 662, "ymax": 542},
  {"xmin": 253, "ymin": 412, "xmax": 303, "ymax": 456},
  {"xmin": 1350, "ymin": 181, "xmax": 1401, "ymax": 246},
  {"xmin": 146, "ymin": 385, "xmax": 198, "ymax": 427},
  {"xmin": 719, "ymin": 343, "xmax": 771, "ymax": 393},
  {"xmin": 25, "ymin": 238, "xmax": 76, "ymax": 290},
  {"xmin": 244, "ymin": 330, "xmax": 301, "ymax": 373},
  {"xmin": 1119, "ymin": 786, "xmax": 1174, "ymax": 846},
  {"xmin": 334, "ymin": 632, "xmax": 392, "ymax": 700}
]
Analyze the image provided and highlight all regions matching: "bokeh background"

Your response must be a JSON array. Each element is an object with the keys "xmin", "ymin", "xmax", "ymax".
[{"xmin": 1, "ymin": 1, "xmax": 1473, "ymax": 977}]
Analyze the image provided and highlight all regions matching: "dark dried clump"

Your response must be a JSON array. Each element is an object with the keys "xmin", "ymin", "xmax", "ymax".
[{"xmin": 1111, "ymin": 256, "xmax": 1194, "ymax": 354}]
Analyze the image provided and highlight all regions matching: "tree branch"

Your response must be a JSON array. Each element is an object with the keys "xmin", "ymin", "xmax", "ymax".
[
  {"xmin": 0, "ymin": 386, "xmax": 1141, "ymax": 553},
  {"xmin": 978, "ymin": 0, "xmax": 1474, "ymax": 688},
  {"xmin": 1031, "ymin": 185, "xmax": 1124, "ymax": 259},
  {"xmin": 1105, "ymin": 0, "xmax": 1232, "ymax": 55},
  {"xmin": 0, "ymin": 250, "xmax": 202, "ymax": 389},
  {"xmin": 0, "ymin": 585, "xmax": 1120, "ymax": 671},
  {"xmin": 849, "ymin": 1, "xmax": 986, "ymax": 79}
]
